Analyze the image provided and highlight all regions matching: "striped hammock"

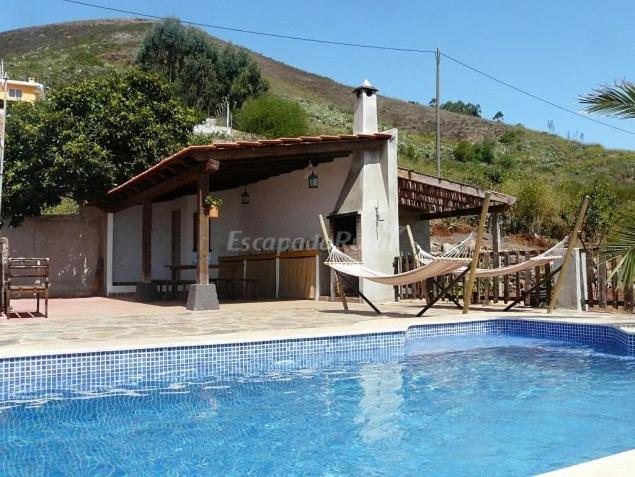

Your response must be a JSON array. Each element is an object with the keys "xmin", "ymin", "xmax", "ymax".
[
  {"xmin": 325, "ymin": 235, "xmax": 472, "ymax": 286},
  {"xmin": 452, "ymin": 237, "xmax": 568, "ymax": 278}
]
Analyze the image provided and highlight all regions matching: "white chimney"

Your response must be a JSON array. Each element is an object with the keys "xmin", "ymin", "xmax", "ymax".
[{"xmin": 353, "ymin": 79, "xmax": 378, "ymax": 134}]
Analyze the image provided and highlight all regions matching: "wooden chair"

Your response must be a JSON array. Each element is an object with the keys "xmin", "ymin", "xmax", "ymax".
[{"xmin": 4, "ymin": 258, "xmax": 50, "ymax": 318}]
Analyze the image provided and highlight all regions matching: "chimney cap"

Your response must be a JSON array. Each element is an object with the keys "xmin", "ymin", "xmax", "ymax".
[{"xmin": 353, "ymin": 79, "xmax": 378, "ymax": 94}]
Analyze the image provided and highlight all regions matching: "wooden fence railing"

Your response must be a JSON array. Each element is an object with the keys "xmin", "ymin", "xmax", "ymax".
[
  {"xmin": 584, "ymin": 248, "xmax": 634, "ymax": 312},
  {"xmin": 393, "ymin": 249, "xmax": 552, "ymax": 307}
]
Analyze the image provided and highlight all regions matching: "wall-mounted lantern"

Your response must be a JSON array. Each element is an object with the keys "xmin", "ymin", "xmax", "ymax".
[
  {"xmin": 241, "ymin": 185, "xmax": 250, "ymax": 205},
  {"xmin": 307, "ymin": 161, "xmax": 318, "ymax": 189}
]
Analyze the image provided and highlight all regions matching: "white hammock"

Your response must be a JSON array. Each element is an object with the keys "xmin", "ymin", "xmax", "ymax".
[
  {"xmin": 453, "ymin": 237, "xmax": 568, "ymax": 278},
  {"xmin": 325, "ymin": 235, "xmax": 472, "ymax": 287}
]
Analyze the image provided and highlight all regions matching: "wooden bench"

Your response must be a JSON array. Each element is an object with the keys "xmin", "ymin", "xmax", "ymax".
[{"xmin": 4, "ymin": 258, "xmax": 50, "ymax": 318}]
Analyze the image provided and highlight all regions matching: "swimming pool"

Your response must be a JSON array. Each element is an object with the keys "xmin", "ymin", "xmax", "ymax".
[{"xmin": 2, "ymin": 320, "xmax": 635, "ymax": 476}]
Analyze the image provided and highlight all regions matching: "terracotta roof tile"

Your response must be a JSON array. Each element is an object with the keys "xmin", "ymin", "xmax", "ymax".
[{"xmin": 107, "ymin": 133, "xmax": 393, "ymax": 197}]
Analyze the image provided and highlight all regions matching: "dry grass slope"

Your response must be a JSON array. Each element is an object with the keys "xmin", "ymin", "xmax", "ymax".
[{"xmin": 0, "ymin": 18, "xmax": 633, "ymax": 209}]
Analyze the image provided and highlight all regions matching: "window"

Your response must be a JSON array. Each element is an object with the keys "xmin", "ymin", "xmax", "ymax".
[{"xmin": 8, "ymin": 88, "xmax": 23, "ymax": 100}]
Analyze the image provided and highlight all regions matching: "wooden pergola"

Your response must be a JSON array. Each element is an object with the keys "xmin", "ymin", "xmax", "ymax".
[
  {"xmin": 398, "ymin": 168, "xmax": 516, "ymax": 220},
  {"xmin": 103, "ymin": 133, "xmax": 392, "ymax": 286}
]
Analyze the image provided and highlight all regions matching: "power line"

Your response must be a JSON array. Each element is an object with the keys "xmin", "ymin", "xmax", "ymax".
[
  {"xmin": 62, "ymin": 0, "xmax": 435, "ymax": 54},
  {"xmin": 440, "ymin": 52, "xmax": 635, "ymax": 135},
  {"xmin": 63, "ymin": 0, "xmax": 635, "ymax": 136}
]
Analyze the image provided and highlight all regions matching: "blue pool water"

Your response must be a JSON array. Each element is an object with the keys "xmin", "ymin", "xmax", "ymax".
[{"xmin": 2, "ymin": 335, "xmax": 635, "ymax": 476}]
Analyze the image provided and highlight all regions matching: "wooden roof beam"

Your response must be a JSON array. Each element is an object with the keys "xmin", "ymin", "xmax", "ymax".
[
  {"xmin": 419, "ymin": 203, "xmax": 509, "ymax": 220},
  {"xmin": 105, "ymin": 159, "xmax": 219, "ymax": 212}
]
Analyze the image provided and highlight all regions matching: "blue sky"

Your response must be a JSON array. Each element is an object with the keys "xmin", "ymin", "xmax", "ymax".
[{"xmin": 2, "ymin": 0, "xmax": 635, "ymax": 150}]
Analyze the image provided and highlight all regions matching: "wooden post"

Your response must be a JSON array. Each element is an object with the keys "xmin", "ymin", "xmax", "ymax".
[
  {"xmin": 141, "ymin": 198, "xmax": 152, "ymax": 282},
  {"xmin": 503, "ymin": 252, "xmax": 510, "ymax": 303},
  {"xmin": 491, "ymin": 213, "xmax": 501, "ymax": 303},
  {"xmin": 598, "ymin": 259, "xmax": 607, "ymax": 309},
  {"xmin": 319, "ymin": 214, "xmax": 348, "ymax": 310},
  {"xmin": 548, "ymin": 196, "xmax": 589, "ymax": 313},
  {"xmin": 406, "ymin": 225, "xmax": 418, "ymax": 300},
  {"xmin": 406, "ymin": 224, "xmax": 430, "ymax": 302},
  {"xmin": 197, "ymin": 174, "xmax": 210, "ymax": 285},
  {"xmin": 406, "ymin": 225, "xmax": 420, "ymax": 267},
  {"xmin": 514, "ymin": 250, "xmax": 521, "ymax": 302},
  {"xmin": 463, "ymin": 192, "xmax": 492, "ymax": 314}
]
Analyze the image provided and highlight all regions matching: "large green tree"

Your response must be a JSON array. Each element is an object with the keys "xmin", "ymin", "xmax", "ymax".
[
  {"xmin": 136, "ymin": 18, "xmax": 268, "ymax": 116},
  {"xmin": 4, "ymin": 69, "xmax": 197, "ymax": 225}
]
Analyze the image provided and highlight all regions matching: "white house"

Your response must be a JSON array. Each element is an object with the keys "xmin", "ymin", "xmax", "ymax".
[{"xmin": 103, "ymin": 80, "xmax": 515, "ymax": 310}]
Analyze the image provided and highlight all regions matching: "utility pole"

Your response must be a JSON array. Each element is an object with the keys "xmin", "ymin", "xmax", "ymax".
[
  {"xmin": 226, "ymin": 98, "xmax": 230, "ymax": 128},
  {"xmin": 0, "ymin": 59, "xmax": 8, "ymax": 225},
  {"xmin": 435, "ymin": 48, "xmax": 441, "ymax": 177}
]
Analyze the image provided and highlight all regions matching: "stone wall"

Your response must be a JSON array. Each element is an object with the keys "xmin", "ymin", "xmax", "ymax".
[{"xmin": 3, "ymin": 207, "xmax": 105, "ymax": 297}]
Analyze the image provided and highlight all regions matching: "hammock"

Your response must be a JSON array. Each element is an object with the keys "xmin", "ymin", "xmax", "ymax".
[
  {"xmin": 325, "ymin": 235, "xmax": 472, "ymax": 287},
  {"xmin": 453, "ymin": 237, "xmax": 568, "ymax": 278}
]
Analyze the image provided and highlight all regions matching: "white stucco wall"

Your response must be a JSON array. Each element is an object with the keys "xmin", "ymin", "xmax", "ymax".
[
  {"xmin": 112, "ymin": 205, "xmax": 141, "ymax": 283},
  {"xmin": 232, "ymin": 157, "xmax": 352, "ymax": 249},
  {"xmin": 357, "ymin": 130, "xmax": 400, "ymax": 303},
  {"xmin": 110, "ymin": 156, "xmax": 353, "ymax": 286}
]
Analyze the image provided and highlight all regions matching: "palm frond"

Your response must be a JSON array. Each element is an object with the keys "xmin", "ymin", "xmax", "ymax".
[
  {"xmin": 580, "ymin": 81, "xmax": 635, "ymax": 119},
  {"xmin": 601, "ymin": 209, "xmax": 635, "ymax": 284}
]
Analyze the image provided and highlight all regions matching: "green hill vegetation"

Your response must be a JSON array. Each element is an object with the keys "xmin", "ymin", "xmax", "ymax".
[{"xmin": 1, "ymin": 19, "xmax": 633, "ymax": 238}]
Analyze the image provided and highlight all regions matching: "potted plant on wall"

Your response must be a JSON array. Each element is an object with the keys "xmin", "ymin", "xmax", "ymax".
[{"xmin": 203, "ymin": 194, "xmax": 223, "ymax": 219}]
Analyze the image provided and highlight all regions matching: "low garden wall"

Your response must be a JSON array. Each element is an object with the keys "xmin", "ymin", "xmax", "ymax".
[{"xmin": 2, "ymin": 207, "xmax": 105, "ymax": 297}]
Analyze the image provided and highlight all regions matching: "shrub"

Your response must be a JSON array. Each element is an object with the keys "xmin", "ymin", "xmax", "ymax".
[
  {"xmin": 499, "ymin": 129, "xmax": 521, "ymax": 144},
  {"xmin": 453, "ymin": 140, "xmax": 495, "ymax": 163},
  {"xmin": 454, "ymin": 141, "xmax": 475, "ymax": 162},
  {"xmin": 235, "ymin": 95, "xmax": 308, "ymax": 138},
  {"xmin": 484, "ymin": 166, "xmax": 506, "ymax": 185},
  {"xmin": 475, "ymin": 141, "xmax": 495, "ymax": 163},
  {"xmin": 399, "ymin": 143, "xmax": 418, "ymax": 162},
  {"xmin": 498, "ymin": 153, "xmax": 518, "ymax": 169},
  {"xmin": 506, "ymin": 180, "xmax": 559, "ymax": 235}
]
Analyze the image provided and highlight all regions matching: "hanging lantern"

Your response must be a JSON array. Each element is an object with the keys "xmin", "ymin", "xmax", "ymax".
[
  {"xmin": 241, "ymin": 185, "xmax": 250, "ymax": 205},
  {"xmin": 308, "ymin": 171, "xmax": 318, "ymax": 189},
  {"xmin": 307, "ymin": 161, "xmax": 318, "ymax": 189}
]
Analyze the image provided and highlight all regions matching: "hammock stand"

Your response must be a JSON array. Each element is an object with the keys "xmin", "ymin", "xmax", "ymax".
[
  {"xmin": 318, "ymin": 215, "xmax": 381, "ymax": 314},
  {"xmin": 407, "ymin": 233, "xmax": 467, "ymax": 314},
  {"xmin": 415, "ymin": 267, "xmax": 469, "ymax": 316},
  {"xmin": 407, "ymin": 230, "xmax": 570, "ymax": 315},
  {"xmin": 503, "ymin": 264, "xmax": 562, "ymax": 311},
  {"xmin": 334, "ymin": 269, "xmax": 382, "ymax": 314}
]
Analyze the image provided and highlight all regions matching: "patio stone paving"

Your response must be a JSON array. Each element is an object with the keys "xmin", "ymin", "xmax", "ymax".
[{"xmin": 0, "ymin": 297, "xmax": 631, "ymax": 358}]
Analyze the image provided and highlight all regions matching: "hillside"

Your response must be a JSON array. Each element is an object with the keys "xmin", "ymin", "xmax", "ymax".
[
  {"xmin": 1, "ymin": 18, "xmax": 633, "ymax": 236},
  {"xmin": 0, "ymin": 18, "xmax": 506, "ymax": 140}
]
